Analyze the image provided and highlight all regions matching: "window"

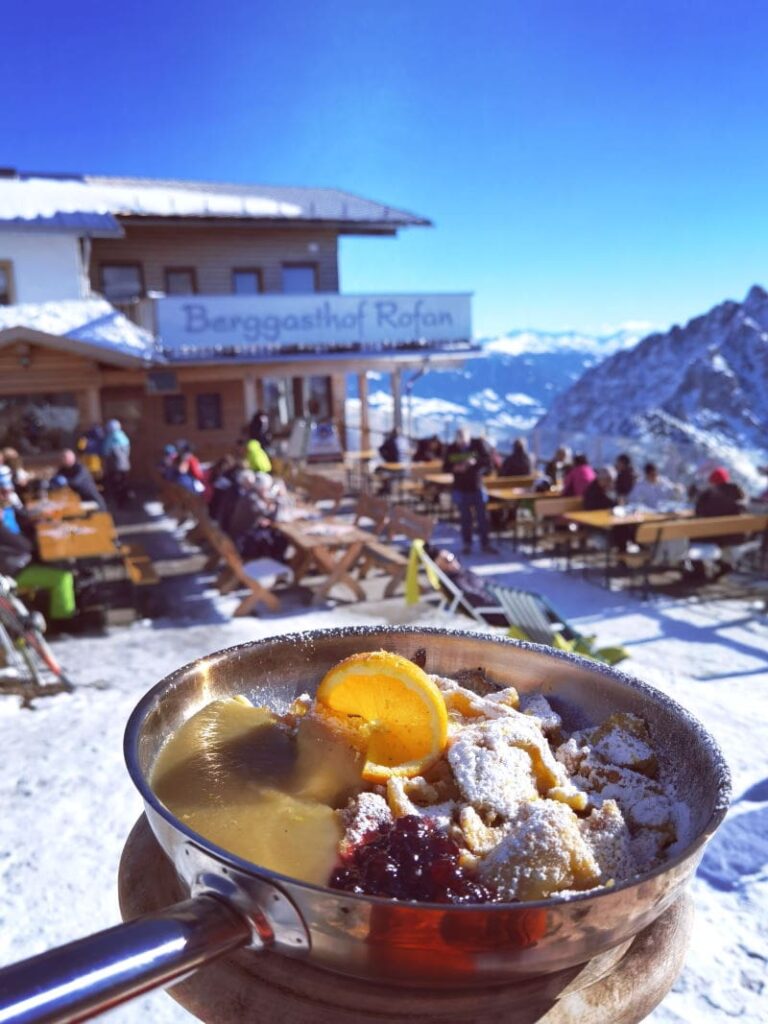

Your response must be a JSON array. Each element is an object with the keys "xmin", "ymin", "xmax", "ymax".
[
  {"xmin": 164, "ymin": 268, "xmax": 197, "ymax": 295},
  {"xmin": 0, "ymin": 393, "xmax": 78, "ymax": 452},
  {"xmin": 305, "ymin": 376, "xmax": 332, "ymax": 419},
  {"xmin": 100, "ymin": 264, "xmax": 143, "ymax": 302},
  {"xmin": 196, "ymin": 392, "xmax": 222, "ymax": 430},
  {"xmin": 281, "ymin": 264, "xmax": 317, "ymax": 294},
  {"xmin": 0, "ymin": 261, "xmax": 14, "ymax": 304},
  {"xmin": 232, "ymin": 269, "xmax": 262, "ymax": 294},
  {"xmin": 163, "ymin": 394, "xmax": 187, "ymax": 426}
]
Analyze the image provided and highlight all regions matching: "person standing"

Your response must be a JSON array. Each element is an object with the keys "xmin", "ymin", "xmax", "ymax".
[
  {"xmin": 102, "ymin": 419, "xmax": 132, "ymax": 507},
  {"xmin": 443, "ymin": 428, "xmax": 497, "ymax": 555}
]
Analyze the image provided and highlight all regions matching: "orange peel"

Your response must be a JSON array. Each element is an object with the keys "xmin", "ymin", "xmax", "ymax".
[{"xmin": 316, "ymin": 651, "xmax": 449, "ymax": 782}]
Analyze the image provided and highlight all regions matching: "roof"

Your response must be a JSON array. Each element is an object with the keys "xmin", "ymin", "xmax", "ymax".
[
  {"xmin": 0, "ymin": 299, "xmax": 159, "ymax": 366},
  {"xmin": 0, "ymin": 172, "xmax": 431, "ymax": 231}
]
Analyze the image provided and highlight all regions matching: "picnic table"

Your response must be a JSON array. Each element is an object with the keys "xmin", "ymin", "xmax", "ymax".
[
  {"xmin": 35, "ymin": 511, "xmax": 120, "ymax": 563},
  {"xmin": 561, "ymin": 507, "xmax": 693, "ymax": 585},
  {"xmin": 26, "ymin": 489, "xmax": 98, "ymax": 521},
  {"xmin": 274, "ymin": 519, "xmax": 371, "ymax": 604}
]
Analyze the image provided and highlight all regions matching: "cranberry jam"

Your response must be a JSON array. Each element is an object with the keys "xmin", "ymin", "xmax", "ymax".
[{"xmin": 330, "ymin": 815, "xmax": 491, "ymax": 903}]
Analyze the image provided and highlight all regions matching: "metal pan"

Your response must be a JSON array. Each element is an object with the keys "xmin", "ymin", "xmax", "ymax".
[{"xmin": 0, "ymin": 626, "xmax": 730, "ymax": 1024}]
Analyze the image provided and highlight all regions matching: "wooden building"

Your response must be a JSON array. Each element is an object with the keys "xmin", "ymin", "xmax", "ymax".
[{"xmin": 0, "ymin": 172, "xmax": 477, "ymax": 470}]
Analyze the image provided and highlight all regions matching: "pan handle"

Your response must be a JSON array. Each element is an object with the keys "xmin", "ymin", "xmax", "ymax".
[{"xmin": 0, "ymin": 894, "xmax": 253, "ymax": 1024}]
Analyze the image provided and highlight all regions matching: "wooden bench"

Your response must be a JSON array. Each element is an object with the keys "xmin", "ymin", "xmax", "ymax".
[
  {"xmin": 627, "ymin": 513, "xmax": 768, "ymax": 599},
  {"xmin": 531, "ymin": 495, "xmax": 584, "ymax": 555},
  {"xmin": 121, "ymin": 542, "xmax": 161, "ymax": 587},
  {"xmin": 120, "ymin": 540, "xmax": 161, "ymax": 617}
]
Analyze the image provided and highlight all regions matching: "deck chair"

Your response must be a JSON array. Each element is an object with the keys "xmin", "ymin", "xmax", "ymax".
[
  {"xmin": 410, "ymin": 545, "xmax": 505, "ymax": 623},
  {"xmin": 485, "ymin": 583, "xmax": 581, "ymax": 645}
]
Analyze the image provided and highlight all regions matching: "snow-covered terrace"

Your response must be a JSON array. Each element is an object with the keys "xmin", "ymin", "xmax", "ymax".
[{"xmin": 0, "ymin": 502, "xmax": 765, "ymax": 1022}]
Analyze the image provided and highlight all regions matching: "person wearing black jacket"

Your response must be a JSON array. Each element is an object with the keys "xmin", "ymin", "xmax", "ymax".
[
  {"xmin": 614, "ymin": 453, "xmax": 637, "ymax": 502},
  {"xmin": 500, "ymin": 438, "xmax": 532, "ymax": 477},
  {"xmin": 583, "ymin": 467, "xmax": 615, "ymax": 511},
  {"xmin": 50, "ymin": 450, "xmax": 106, "ymax": 509},
  {"xmin": 443, "ymin": 428, "xmax": 497, "ymax": 554}
]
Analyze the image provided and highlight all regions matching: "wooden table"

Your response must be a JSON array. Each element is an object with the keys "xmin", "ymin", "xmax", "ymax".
[
  {"xmin": 275, "ymin": 519, "xmax": 371, "ymax": 604},
  {"xmin": 35, "ymin": 511, "xmax": 120, "ymax": 563},
  {"xmin": 485, "ymin": 486, "xmax": 562, "ymax": 503},
  {"xmin": 26, "ymin": 497, "xmax": 100, "ymax": 521},
  {"xmin": 562, "ymin": 508, "xmax": 693, "ymax": 585}
]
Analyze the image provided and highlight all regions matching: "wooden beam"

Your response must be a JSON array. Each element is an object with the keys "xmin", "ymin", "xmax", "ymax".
[{"xmin": 358, "ymin": 372, "xmax": 370, "ymax": 451}]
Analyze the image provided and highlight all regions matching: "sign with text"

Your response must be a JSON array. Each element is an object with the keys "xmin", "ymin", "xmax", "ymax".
[{"xmin": 157, "ymin": 293, "xmax": 472, "ymax": 352}]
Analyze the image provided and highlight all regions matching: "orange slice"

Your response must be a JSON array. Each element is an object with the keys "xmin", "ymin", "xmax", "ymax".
[{"xmin": 316, "ymin": 651, "xmax": 449, "ymax": 782}]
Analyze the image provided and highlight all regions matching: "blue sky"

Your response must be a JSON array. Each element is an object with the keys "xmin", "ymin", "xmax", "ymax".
[{"xmin": 4, "ymin": 0, "xmax": 768, "ymax": 337}]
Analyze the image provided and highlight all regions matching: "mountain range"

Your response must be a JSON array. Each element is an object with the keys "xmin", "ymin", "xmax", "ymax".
[
  {"xmin": 348, "ymin": 287, "xmax": 768, "ymax": 487},
  {"xmin": 361, "ymin": 325, "xmax": 647, "ymax": 435},
  {"xmin": 536, "ymin": 285, "xmax": 768, "ymax": 485}
]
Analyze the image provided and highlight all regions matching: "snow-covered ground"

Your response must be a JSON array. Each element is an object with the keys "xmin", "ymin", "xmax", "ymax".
[{"xmin": 1, "ymin": 555, "xmax": 766, "ymax": 1022}]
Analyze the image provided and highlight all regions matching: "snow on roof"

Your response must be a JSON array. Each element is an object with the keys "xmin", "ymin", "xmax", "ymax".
[
  {"xmin": 0, "ymin": 298, "xmax": 159, "ymax": 363},
  {"xmin": 0, "ymin": 173, "xmax": 430, "ymax": 228}
]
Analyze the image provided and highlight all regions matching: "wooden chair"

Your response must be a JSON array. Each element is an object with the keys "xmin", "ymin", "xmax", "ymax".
[
  {"xmin": 386, "ymin": 506, "xmax": 436, "ymax": 545},
  {"xmin": 353, "ymin": 493, "xmax": 390, "ymax": 535},
  {"xmin": 531, "ymin": 496, "xmax": 584, "ymax": 556},
  {"xmin": 359, "ymin": 506, "xmax": 436, "ymax": 598},
  {"xmin": 293, "ymin": 472, "xmax": 345, "ymax": 513},
  {"xmin": 205, "ymin": 524, "xmax": 283, "ymax": 616}
]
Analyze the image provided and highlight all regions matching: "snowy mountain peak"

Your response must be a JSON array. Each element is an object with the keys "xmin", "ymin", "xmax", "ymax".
[
  {"xmin": 537, "ymin": 285, "xmax": 768, "ymax": 485},
  {"xmin": 481, "ymin": 325, "xmax": 650, "ymax": 358}
]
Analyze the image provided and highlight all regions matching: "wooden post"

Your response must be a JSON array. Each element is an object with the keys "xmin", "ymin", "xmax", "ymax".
[
  {"xmin": 84, "ymin": 386, "xmax": 102, "ymax": 425},
  {"xmin": 358, "ymin": 372, "xmax": 370, "ymax": 451},
  {"xmin": 243, "ymin": 373, "xmax": 258, "ymax": 423},
  {"xmin": 391, "ymin": 369, "xmax": 402, "ymax": 432}
]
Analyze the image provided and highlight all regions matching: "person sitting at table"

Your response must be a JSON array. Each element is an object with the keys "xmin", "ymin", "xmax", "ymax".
[
  {"xmin": 413, "ymin": 435, "xmax": 443, "ymax": 462},
  {"xmin": 227, "ymin": 470, "xmax": 289, "ymax": 562},
  {"xmin": 379, "ymin": 427, "xmax": 409, "ymax": 464},
  {"xmin": 561, "ymin": 453, "xmax": 596, "ymax": 497},
  {"xmin": 631, "ymin": 463, "xmax": 681, "ymax": 510},
  {"xmin": 583, "ymin": 467, "xmax": 616, "ymax": 511},
  {"xmin": 376, "ymin": 428, "xmax": 410, "ymax": 495},
  {"xmin": 675, "ymin": 467, "xmax": 747, "ymax": 581},
  {"xmin": 500, "ymin": 438, "xmax": 532, "ymax": 477},
  {"xmin": 615, "ymin": 453, "xmax": 637, "ymax": 503},
  {"xmin": 50, "ymin": 450, "xmax": 106, "ymax": 509},
  {"xmin": 2, "ymin": 448, "xmax": 31, "ymax": 497},
  {"xmin": 176, "ymin": 440, "xmax": 206, "ymax": 488},
  {"xmin": 0, "ymin": 480, "xmax": 77, "ymax": 624}
]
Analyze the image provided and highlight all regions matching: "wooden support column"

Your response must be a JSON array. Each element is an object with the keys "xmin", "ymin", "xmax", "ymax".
[
  {"xmin": 84, "ymin": 386, "xmax": 102, "ymax": 425},
  {"xmin": 358, "ymin": 372, "xmax": 370, "ymax": 451},
  {"xmin": 391, "ymin": 369, "xmax": 403, "ymax": 432},
  {"xmin": 331, "ymin": 374, "xmax": 347, "ymax": 449},
  {"xmin": 243, "ymin": 372, "xmax": 258, "ymax": 423}
]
